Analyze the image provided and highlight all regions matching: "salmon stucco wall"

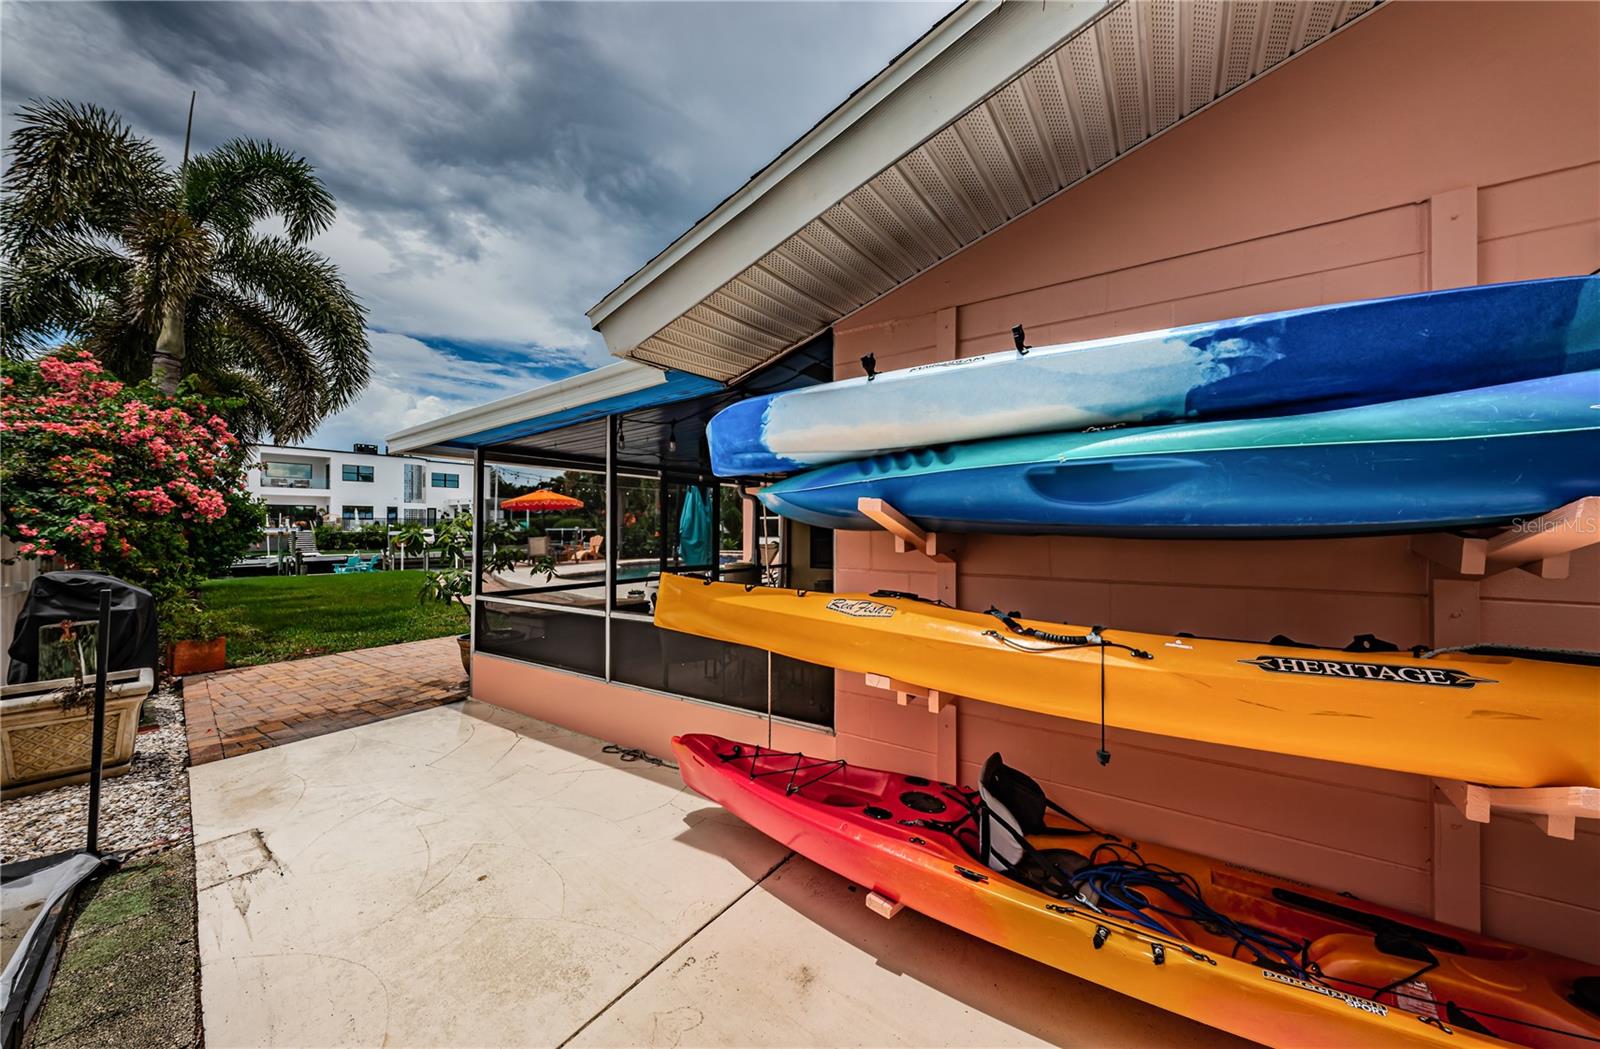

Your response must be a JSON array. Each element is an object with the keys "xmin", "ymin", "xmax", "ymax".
[
  {"xmin": 472, "ymin": 653, "xmax": 837, "ymax": 762},
  {"xmin": 827, "ymin": 1, "xmax": 1600, "ymax": 962}
]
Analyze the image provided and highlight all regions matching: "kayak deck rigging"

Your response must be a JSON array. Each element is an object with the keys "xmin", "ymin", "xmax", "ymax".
[
  {"xmin": 678, "ymin": 734, "xmax": 1600, "ymax": 1047},
  {"xmin": 655, "ymin": 575, "xmax": 1600, "ymax": 788}
]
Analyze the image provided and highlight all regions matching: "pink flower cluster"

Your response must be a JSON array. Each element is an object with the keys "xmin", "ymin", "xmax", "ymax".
[{"xmin": 1, "ymin": 348, "xmax": 251, "ymax": 579}]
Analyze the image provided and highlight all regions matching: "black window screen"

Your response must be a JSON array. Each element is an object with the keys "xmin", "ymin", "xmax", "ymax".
[
  {"xmin": 476, "ymin": 602, "xmax": 603, "ymax": 678},
  {"xmin": 611, "ymin": 618, "xmax": 832, "ymax": 727},
  {"xmin": 771, "ymin": 654, "xmax": 835, "ymax": 727}
]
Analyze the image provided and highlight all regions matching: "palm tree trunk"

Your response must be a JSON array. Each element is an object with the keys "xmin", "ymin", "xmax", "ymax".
[{"xmin": 151, "ymin": 300, "xmax": 185, "ymax": 395}]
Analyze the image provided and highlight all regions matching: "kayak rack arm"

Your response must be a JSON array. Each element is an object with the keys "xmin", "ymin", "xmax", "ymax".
[
  {"xmin": 1410, "ymin": 495, "xmax": 1600, "ymax": 579},
  {"xmin": 864, "ymin": 672, "xmax": 947, "ymax": 713},
  {"xmin": 1433, "ymin": 779, "xmax": 1600, "ymax": 840},
  {"xmin": 857, "ymin": 498, "xmax": 954, "ymax": 564}
]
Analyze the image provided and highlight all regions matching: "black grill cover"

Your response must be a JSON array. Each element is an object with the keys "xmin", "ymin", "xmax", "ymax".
[{"xmin": 5, "ymin": 572, "xmax": 159, "ymax": 684}]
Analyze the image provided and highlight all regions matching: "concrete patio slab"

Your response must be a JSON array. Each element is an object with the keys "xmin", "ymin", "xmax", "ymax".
[
  {"xmin": 190, "ymin": 701, "xmax": 784, "ymax": 1048},
  {"xmin": 190, "ymin": 700, "xmax": 1250, "ymax": 1048},
  {"xmin": 568, "ymin": 855, "xmax": 1249, "ymax": 1048}
]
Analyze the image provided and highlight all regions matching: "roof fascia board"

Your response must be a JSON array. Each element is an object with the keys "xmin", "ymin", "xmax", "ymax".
[
  {"xmin": 587, "ymin": 0, "xmax": 1110, "ymax": 356},
  {"xmin": 385, "ymin": 361, "xmax": 667, "ymax": 454},
  {"xmin": 586, "ymin": 0, "xmax": 996, "ymax": 328},
  {"xmin": 429, "ymin": 371, "xmax": 721, "ymax": 450}
]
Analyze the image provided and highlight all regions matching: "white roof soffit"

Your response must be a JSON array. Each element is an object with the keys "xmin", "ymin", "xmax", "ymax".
[
  {"xmin": 590, "ymin": 0, "xmax": 1380, "ymax": 382},
  {"xmin": 385, "ymin": 360, "xmax": 667, "ymax": 457}
]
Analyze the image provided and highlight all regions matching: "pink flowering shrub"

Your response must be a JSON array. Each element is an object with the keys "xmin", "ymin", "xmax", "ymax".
[{"xmin": 1, "ymin": 348, "xmax": 260, "ymax": 592}]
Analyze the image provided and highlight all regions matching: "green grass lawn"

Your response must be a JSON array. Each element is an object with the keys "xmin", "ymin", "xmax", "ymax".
[
  {"xmin": 202, "ymin": 570, "xmax": 467, "ymax": 667},
  {"xmin": 27, "ymin": 849, "xmax": 200, "ymax": 1049}
]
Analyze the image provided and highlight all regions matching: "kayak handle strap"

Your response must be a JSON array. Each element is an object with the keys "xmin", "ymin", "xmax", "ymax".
[{"xmin": 984, "ymin": 608, "xmax": 1153, "ymax": 660}]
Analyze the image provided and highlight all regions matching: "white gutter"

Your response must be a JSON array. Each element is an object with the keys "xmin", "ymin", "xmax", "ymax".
[
  {"xmin": 586, "ymin": 0, "xmax": 1110, "ymax": 358},
  {"xmin": 385, "ymin": 360, "xmax": 668, "ymax": 455}
]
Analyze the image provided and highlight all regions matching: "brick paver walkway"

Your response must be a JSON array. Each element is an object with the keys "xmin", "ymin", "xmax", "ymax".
[{"xmin": 183, "ymin": 636, "xmax": 468, "ymax": 765}]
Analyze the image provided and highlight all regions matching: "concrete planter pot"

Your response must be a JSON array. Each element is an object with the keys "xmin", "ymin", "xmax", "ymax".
[
  {"xmin": 170, "ymin": 637, "xmax": 227, "ymax": 676},
  {"xmin": 0, "ymin": 667, "xmax": 155, "ymax": 797}
]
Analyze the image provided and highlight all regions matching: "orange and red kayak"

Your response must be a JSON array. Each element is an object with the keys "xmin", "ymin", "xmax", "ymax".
[
  {"xmin": 655, "ymin": 575, "xmax": 1600, "ymax": 788},
  {"xmin": 675, "ymin": 733, "xmax": 1600, "ymax": 1048}
]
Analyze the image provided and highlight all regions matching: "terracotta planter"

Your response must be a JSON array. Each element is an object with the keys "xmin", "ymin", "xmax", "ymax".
[
  {"xmin": 170, "ymin": 637, "xmax": 227, "ymax": 676},
  {"xmin": 456, "ymin": 633, "xmax": 472, "ymax": 676},
  {"xmin": 1, "ymin": 668, "xmax": 155, "ymax": 797}
]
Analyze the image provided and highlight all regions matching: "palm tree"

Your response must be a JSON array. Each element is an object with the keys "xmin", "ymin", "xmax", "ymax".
[{"xmin": 1, "ymin": 99, "xmax": 369, "ymax": 442}]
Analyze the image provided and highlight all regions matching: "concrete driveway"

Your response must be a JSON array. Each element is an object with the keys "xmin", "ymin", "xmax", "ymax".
[{"xmin": 189, "ymin": 700, "xmax": 1247, "ymax": 1048}]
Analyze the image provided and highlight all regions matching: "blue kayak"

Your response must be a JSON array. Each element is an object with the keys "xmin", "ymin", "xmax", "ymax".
[
  {"xmin": 711, "ymin": 276, "xmax": 1600, "ymax": 476},
  {"xmin": 757, "ymin": 371, "xmax": 1600, "ymax": 537}
]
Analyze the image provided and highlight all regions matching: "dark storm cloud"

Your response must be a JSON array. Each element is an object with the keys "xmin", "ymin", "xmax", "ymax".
[{"xmin": 1, "ymin": 0, "xmax": 951, "ymax": 446}]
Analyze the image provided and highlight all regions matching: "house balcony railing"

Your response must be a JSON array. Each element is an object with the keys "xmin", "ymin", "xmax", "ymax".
[{"xmin": 260, "ymin": 477, "xmax": 329, "ymax": 490}]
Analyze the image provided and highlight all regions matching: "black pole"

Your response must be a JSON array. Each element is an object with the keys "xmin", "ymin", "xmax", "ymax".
[
  {"xmin": 708, "ymin": 482, "xmax": 722, "ymax": 582},
  {"xmin": 181, "ymin": 90, "xmax": 197, "ymax": 168},
  {"xmin": 471, "ymin": 448, "xmax": 486, "ymax": 603},
  {"xmin": 85, "ymin": 587, "xmax": 112, "ymax": 856},
  {"xmin": 655, "ymin": 473, "xmax": 668, "ymax": 576},
  {"xmin": 604, "ymin": 416, "xmax": 618, "ymax": 681}
]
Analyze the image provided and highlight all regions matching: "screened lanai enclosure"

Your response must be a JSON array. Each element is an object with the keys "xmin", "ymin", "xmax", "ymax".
[{"xmin": 441, "ymin": 336, "xmax": 838, "ymax": 729}]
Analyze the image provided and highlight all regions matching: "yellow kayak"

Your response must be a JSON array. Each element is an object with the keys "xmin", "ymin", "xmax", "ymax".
[{"xmin": 654, "ymin": 575, "xmax": 1600, "ymax": 788}]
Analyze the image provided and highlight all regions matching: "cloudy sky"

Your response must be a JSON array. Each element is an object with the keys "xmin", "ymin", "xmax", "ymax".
[{"xmin": 1, "ymin": 1, "xmax": 949, "ymax": 449}]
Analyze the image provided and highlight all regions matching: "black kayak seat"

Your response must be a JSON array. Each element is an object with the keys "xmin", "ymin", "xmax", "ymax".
[{"xmin": 977, "ymin": 753, "xmax": 1096, "ymax": 898}]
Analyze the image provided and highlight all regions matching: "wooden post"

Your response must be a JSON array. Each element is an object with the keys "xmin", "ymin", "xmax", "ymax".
[
  {"xmin": 1430, "ymin": 780, "xmax": 1482, "ymax": 930},
  {"xmin": 935, "ymin": 306, "xmax": 959, "ymax": 360},
  {"xmin": 1427, "ymin": 568, "xmax": 1481, "ymax": 930},
  {"xmin": 856, "ymin": 491, "xmax": 961, "ymax": 785},
  {"xmin": 936, "ymin": 701, "xmax": 959, "ymax": 785},
  {"xmin": 1428, "ymin": 186, "xmax": 1478, "ymax": 290}
]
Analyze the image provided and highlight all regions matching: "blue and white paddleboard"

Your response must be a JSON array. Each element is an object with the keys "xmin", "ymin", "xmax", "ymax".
[
  {"xmin": 757, "ymin": 371, "xmax": 1600, "ymax": 538},
  {"xmin": 710, "ymin": 276, "xmax": 1600, "ymax": 476}
]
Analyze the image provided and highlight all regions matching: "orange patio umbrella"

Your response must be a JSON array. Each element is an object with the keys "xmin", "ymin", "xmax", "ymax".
[{"xmin": 499, "ymin": 489, "xmax": 584, "ymax": 513}]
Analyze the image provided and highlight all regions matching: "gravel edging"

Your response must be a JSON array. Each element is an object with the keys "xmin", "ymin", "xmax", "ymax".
[
  {"xmin": 4, "ymin": 683, "xmax": 203, "ymax": 1049},
  {"xmin": 1, "ymin": 684, "xmax": 193, "ymax": 864}
]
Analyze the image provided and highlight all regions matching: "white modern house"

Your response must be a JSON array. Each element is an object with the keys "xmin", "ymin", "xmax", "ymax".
[{"xmin": 248, "ymin": 443, "xmax": 472, "ymax": 529}]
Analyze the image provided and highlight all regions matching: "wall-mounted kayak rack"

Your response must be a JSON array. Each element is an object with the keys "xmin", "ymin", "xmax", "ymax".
[
  {"xmin": 858, "ymin": 497, "xmax": 957, "ymax": 720},
  {"xmin": 864, "ymin": 672, "xmax": 948, "ymax": 714},
  {"xmin": 1434, "ymin": 779, "xmax": 1600, "ymax": 840},
  {"xmin": 857, "ymin": 498, "xmax": 953, "ymax": 564},
  {"xmin": 1410, "ymin": 495, "xmax": 1600, "ymax": 579},
  {"xmin": 856, "ymin": 496, "xmax": 960, "ymax": 608}
]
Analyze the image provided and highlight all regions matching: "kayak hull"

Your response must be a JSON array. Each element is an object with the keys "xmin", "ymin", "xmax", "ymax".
[
  {"xmin": 653, "ymin": 575, "xmax": 1600, "ymax": 789},
  {"xmin": 710, "ymin": 276, "xmax": 1600, "ymax": 476},
  {"xmin": 675, "ymin": 733, "xmax": 1600, "ymax": 1049},
  {"xmin": 758, "ymin": 372, "xmax": 1600, "ymax": 537}
]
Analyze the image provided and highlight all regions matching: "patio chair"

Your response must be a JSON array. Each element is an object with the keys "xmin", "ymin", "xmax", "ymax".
[
  {"xmin": 570, "ymin": 535, "xmax": 604, "ymax": 563},
  {"xmin": 333, "ymin": 554, "xmax": 366, "ymax": 575},
  {"xmin": 759, "ymin": 540, "xmax": 782, "ymax": 586}
]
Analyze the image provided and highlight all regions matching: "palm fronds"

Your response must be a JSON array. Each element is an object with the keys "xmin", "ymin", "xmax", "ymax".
[
  {"xmin": 183, "ymin": 139, "xmax": 336, "ymax": 244},
  {"xmin": 1, "ymin": 98, "xmax": 370, "ymax": 441}
]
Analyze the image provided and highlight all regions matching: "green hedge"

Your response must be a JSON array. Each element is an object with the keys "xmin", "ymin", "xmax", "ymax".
[{"xmin": 314, "ymin": 522, "xmax": 389, "ymax": 551}]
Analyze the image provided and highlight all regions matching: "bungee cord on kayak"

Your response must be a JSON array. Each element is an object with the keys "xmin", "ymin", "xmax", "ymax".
[
  {"xmin": 980, "ymin": 609, "xmax": 1153, "ymax": 765},
  {"xmin": 684, "ymin": 734, "xmax": 1600, "ymax": 1046}
]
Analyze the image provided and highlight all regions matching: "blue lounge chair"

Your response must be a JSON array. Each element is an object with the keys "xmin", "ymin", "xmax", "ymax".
[{"xmin": 333, "ymin": 554, "xmax": 367, "ymax": 575}]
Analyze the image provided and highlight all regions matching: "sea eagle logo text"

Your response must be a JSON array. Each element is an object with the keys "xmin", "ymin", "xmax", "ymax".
[{"xmin": 826, "ymin": 599, "xmax": 897, "ymax": 619}]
